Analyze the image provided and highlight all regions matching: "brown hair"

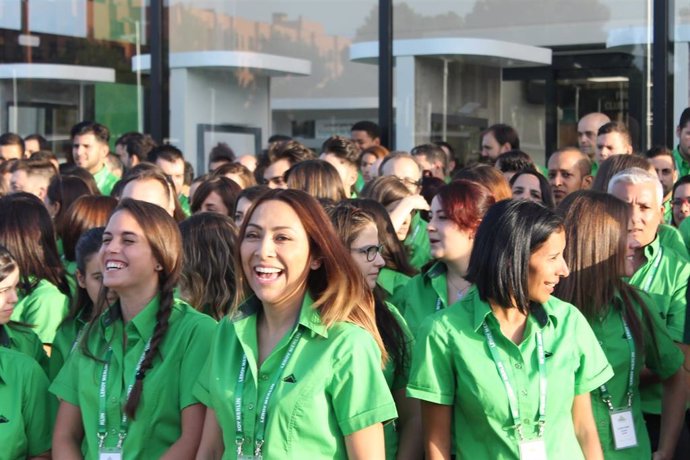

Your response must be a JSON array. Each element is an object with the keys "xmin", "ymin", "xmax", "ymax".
[
  {"xmin": 452, "ymin": 164, "xmax": 512, "ymax": 201},
  {"xmin": 360, "ymin": 175, "xmax": 411, "ymax": 206},
  {"xmin": 213, "ymin": 162, "xmax": 256, "ymax": 189},
  {"xmin": 555, "ymin": 190, "xmax": 657, "ymax": 350},
  {"xmin": 119, "ymin": 163, "xmax": 186, "ymax": 222},
  {"xmin": 190, "ymin": 176, "xmax": 242, "ymax": 216},
  {"xmin": 437, "ymin": 180, "xmax": 496, "ymax": 233},
  {"xmin": 179, "ymin": 213, "xmax": 237, "ymax": 319},
  {"xmin": 285, "ymin": 159, "xmax": 347, "ymax": 202},
  {"xmin": 590, "ymin": 154, "xmax": 651, "ymax": 192},
  {"xmin": 235, "ymin": 189, "xmax": 387, "ymax": 362},
  {"xmin": 58, "ymin": 195, "xmax": 118, "ymax": 262}
]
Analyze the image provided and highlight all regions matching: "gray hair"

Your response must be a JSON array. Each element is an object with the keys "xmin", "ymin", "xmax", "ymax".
[{"xmin": 607, "ymin": 167, "xmax": 663, "ymax": 206}]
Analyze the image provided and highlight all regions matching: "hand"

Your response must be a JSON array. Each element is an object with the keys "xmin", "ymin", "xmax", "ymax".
[{"xmin": 653, "ymin": 451, "xmax": 671, "ymax": 460}]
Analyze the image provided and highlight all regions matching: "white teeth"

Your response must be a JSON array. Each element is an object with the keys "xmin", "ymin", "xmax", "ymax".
[
  {"xmin": 255, "ymin": 267, "xmax": 281, "ymax": 273},
  {"xmin": 106, "ymin": 261, "xmax": 125, "ymax": 270}
]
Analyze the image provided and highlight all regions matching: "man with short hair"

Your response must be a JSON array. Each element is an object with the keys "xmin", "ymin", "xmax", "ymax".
[
  {"xmin": 0, "ymin": 132, "xmax": 25, "ymax": 160},
  {"xmin": 547, "ymin": 147, "xmax": 593, "ymax": 205},
  {"xmin": 115, "ymin": 132, "xmax": 156, "ymax": 169},
  {"xmin": 262, "ymin": 140, "xmax": 314, "ymax": 189},
  {"xmin": 148, "ymin": 144, "xmax": 190, "ymax": 215},
  {"xmin": 71, "ymin": 121, "xmax": 118, "ymax": 195},
  {"xmin": 320, "ymin": 136, "xmax": 360, "ymax": 197},
  {"xmin": 350, "ymin": 121, "xmax": 381, "ymax": 152},
  {"xmin": 672, "ymin": 108, "xmax": 690, "ymax": 178},
  {"xmin": 646, "ymin": 146, "xmax": 678, "ymax": 224},
  {"xmin": 208, "ymin": 142, "xmax": 236, "ymax": 172},
  {"xmin": 495, "ymin": 149, "xmax": 536, "ymax": 182},
  {"xmin": 480, "ymin": 124, "xmax": 520, "ymax": 163},
  {"xmin": 10, "ymin": 159, "xmax": 57, "ymax": 201},
  {"xmin": 379, "ymin": 152, "xmax": 431, "ymax": 269},
  {"xmin": 411, "ymin": 143, "xmax": 448, "ymax": 180},
  {"xmin": 596, "ymin": 121, "xmax": 633, "ymax": 164},
  {"xmin": 577, "ymin": 112, "xmax": 610, "ymax": 161}
]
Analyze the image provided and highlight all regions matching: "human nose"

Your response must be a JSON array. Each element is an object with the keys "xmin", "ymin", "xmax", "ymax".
[
  {"xmin": 256, "ymin": 236, "xmax": 276, "ymax": 259},
  {"xmin": 373, "ymin": 251, "xmax": 385, "ymax": 269},
  {"xmin": 558, "ymin": 257, "xmax": 570, "ymax": 278},
  {"xmin": 6, "ymin": 287, "xmax": 18, "ymax": 305}
]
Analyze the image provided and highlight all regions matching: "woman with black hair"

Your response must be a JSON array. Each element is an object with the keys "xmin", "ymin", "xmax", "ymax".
[
  {"xmin": 408, "ymin": 199, "xmax": 613, "ymax": 459},
  {"xmin": 51, "ymin": 199, "xmax": 216, "ymax": 458}
]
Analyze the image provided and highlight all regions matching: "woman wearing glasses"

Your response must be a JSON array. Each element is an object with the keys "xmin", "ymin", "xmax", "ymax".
[
  {"xmin": 328, "ymin": 202, "xmax": 422, "ymax": 460},
  {"xmin": 395, "ymin": 180, "xmax": 495, "ymax": 336}
]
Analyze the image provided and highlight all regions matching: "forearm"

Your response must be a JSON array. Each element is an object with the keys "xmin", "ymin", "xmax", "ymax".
[
  {"xmin": 51, "ymin": 438, "xmax": 82, "ymax": 460},
  {"xmin": 421, "ymin": 402, "xmax": 451, "ymax": 460},
  {"xmin": 162, "ymin": 404, "xmax": 205, "ymax": 460},
  {"xmin": 656, "ymin": 370, "xmax": 687, "ymax": 458},
  {"xmin": 395, "ymin": 399, "xmax": 423, "ymax": 460},
  {"xmin": 572, "ymin": 393, "xmax": 603, "ymax": 460}
]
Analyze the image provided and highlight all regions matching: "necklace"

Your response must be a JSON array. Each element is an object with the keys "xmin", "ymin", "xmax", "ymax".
[{"xmin": 447, "ymin": 275, "xmax": 471, "ymax": 301}]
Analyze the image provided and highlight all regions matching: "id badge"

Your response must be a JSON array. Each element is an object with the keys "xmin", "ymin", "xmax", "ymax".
[
  {"xmin": 519, "ymin": 438, "xmax": 547, "ymax": 460},
  {"xmin": 99, "ymin": 448, "xmax": 122, "ymax": 460},
  {"xmin": 610, "ymin": 408, "xmax": 638, "ymax": 450}
]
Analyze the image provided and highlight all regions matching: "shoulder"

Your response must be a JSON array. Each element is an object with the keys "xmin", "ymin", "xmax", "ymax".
[
  {"xmin": 169, "ymin": 299, "xmax": 218, "ymax": 335},
  {"xmin": 543, "ymin": 295, "xmax": 589, "ymax": 329},
  {"xmin": 0, "ymin": 347, "xmax": 46, "ymax": 384}
]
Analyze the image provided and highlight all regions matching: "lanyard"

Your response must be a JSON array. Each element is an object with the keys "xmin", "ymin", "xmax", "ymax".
[
  {"xmin": 599, "ymin": 317, "xmax": 635, "ymax": 410},
  {"xmin": 97, "ymin": 338, "xmax": 152, "ymax": 449},
  {"xmin": 482, "ymin": 322, "xmax": 546, "ymax": 441},
  {"xmin": 235, "ymin": 329, "xmax": 303, "ymax": 457},
  {"xmin": 641, "ymin": 247, "xmax": 663, "ymax": 292}
]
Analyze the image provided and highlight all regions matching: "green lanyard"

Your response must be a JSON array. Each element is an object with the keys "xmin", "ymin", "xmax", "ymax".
[
  {"xmin": 482, "ymin": 322, "xmax": 547, "ymax": 441},
  {"xmin": 235, "ymin": 329, "xmax": 303, "ymax": 457},
  {"xmin": 641, "ymin": 247, "xmax": 663, "ymax": 292},
  {"xmin": 97, "ymin": 338, "xmax": 152, "ymax": 449},
  {"xmin": 600, "ymin": 317, "xmax": 635, "ymax": 410}
]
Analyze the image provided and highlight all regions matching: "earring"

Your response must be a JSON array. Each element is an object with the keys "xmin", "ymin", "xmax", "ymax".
[{"xmin": 155, "ymin": 264, "xmax": 163, "ymax": 271}]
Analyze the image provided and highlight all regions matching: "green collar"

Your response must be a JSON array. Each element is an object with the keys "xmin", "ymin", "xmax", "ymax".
[
  {"xmin": 642, "ymin": 234, "xmax": 661, "ymax": 262},
  {"xmin": 423, "ymin": 261, "xmax": 447, "ymax": 281},
  {"xmin": 469, "ymin": 287, "xmax": 556, "ymax": 332},
  {"xmin": 101, "ymin": 295, "xmax": 161, "ymax": 343},
  {"xmin": 234, "ymin": 292, "xmax": 328, "ymax": 339}
]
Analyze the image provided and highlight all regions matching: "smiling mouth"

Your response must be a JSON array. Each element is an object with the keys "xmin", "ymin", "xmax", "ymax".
[
  {"xmin": 105, "ymin": 261, "xmax": 126, "ymax": 271},
  {"xmin": 254, "ymin": 267, "xmax": 283, "ymax": 281}
]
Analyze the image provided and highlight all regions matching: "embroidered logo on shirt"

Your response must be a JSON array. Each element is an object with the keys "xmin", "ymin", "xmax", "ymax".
[
  {"xmin": 544, "ymin": 351, "xmax": 553, "ymax": 358},
  {"xmin": 283, "ymin": 374, "xmax": 297, "ymax": 383}
]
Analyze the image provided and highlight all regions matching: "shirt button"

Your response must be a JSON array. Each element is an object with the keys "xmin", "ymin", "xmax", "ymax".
[
  {"xmin": 523, "ymin": 418, "xmax": 530, "ymax": 425},
  {"xmin": 109, "ymin": 396, "xmax": 118, "ymax": 403},
  {"xmin": 247, "ymin": 403, "xmax": 255, "ymax": 410},
  {"xmin": 110, "ymin": 429, "xmax": 117, "ymax": 435},
  {"xmin": 260, "ymin": 374, "xmax": 268, "ymax": 381},
  {"xmin": 514, "ymin": 362, "xmax": 523, "ymax": 369},
  {"xmin": 520, "ymin": 390, "xmax": 528, "ymax": 397}
]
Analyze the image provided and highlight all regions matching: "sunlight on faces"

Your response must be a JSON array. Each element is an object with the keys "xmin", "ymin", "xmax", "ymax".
[
  {"xmin": 360, "ymin": 153, "xmax": 378, "ymax": 182},
  {"xmin": 677, "ymin": 123, "xmax": 690, "ymax": 157},
  {"xmin": 73, "ymin": 133, "xmax": 108, "ymax": 174},
  {"xmin": 156, "ymin": 158, "xmax": 185, "ymax": 195},
  {"xmin": 0, "ymin": 144, "xmax": 23, "ymax": 160},
  {"xmin": 24, "ymin": 139, "xmax": 41, "ymax": 156},
  {"xmin": 672, "ymin": 183, "xmax": 690, "ymax": 226},
  {"xmin": 222, "ymin": 173, "xmax": 246, "ymax": 189},
  {"xmin": 0, "ymin": 268, "xmax": 19, "ymax": 325},
  {"xmin": 427, "ymin": 196, "xmax": 474, "ymax": 263},
  {"xmin": 548, "ymin": 150, "xmax": 588, "ymax": 205},
  {"xmin": 647, "ymin": 156, "xmax": 677, "ymax": 197},
  {"xmin": 100, "ymin": 210, "xmax": 160, "ymax": 294},
  {"xmin": 596, "ymin": 132, "xmax": 632, "ymax": 164},
  {"xmin": 234, "ymin": 197, "xmax": 253, "ymax": 227},
  {"xmin": 351, "ymin": 130, "xmax": 378, "ymax": 151},
  {"xmin": 121, "ymin": 178, "xmax": 175, "ymax": 217},
  {"xmin": 240, "ymin": 200, "xmax": 316, "ymax": 312},
  {"xmin": 350, "ymin": 222, "xmax": 384, "ymax": 290},
  {"xmin": 381, "ymin": 157, "xmax": 421, "ymax": 194},
  {"xmin": 385, "ymin": 199, "xmax": 411, "ymax": 241},
  {"xmin": 263, "ymin": 159, "xmax": 291, "ymax": 189},
  {"xmin": 527, "ymin": 230, "xmax": 569, "ymax": 304},
  {"xmin": 321, "ymin": 153, "xmax": 356, "ymax": 193},
  {"xmin": 511, "ymin": 174, "xmax": 543, "ymax": 203},
  {"xmin": 624, "ymin": 232, "xmax": 643, "ymax": 277},
  {"xmin": 610, "ymin": 181, "xmax": 662, "ymax": 247}
]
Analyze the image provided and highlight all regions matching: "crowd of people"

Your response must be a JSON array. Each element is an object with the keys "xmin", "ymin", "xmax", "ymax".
[{"xmin": 0, "ymin": 110, "xmax": 689, "ymax": 459}]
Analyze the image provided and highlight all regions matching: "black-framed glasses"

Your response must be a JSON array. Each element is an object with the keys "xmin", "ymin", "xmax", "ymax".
[{"xmin": 351, "ymin": 244, "xmax": 383, "ymax": 262}]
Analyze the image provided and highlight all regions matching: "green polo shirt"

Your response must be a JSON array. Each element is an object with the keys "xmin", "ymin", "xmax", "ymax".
[
  {"xmin": 657, "ymin": 224, "xmax": 687, "ymax": 257},
  {"xmin": 679, "ymin": 217, "xmax": 690, "ymax": 263},
  {"xmin": 407, "ymin": 287, "xmax": 613, "ymax": 460},
  {"xmin": 178, "ymin": 193, "xmax": 191, "ymax": 216},
  {"xmin": 377, "ymin": 267, "xmax": 412, "ymax": 303},
  {"xmin": 404, "ymin": 212, "xmax": 432, "ymax": 270},
  {"xmin": 50, "ymin": 295, "xmax": 216, "ymax": 459},
  {"xmin": 355, "ymin": 171, "xmax": 365, "ymax": 193},
  {"xmin": 48, "ymin": 313, "xmax": 88, "ymax": 381},
  {"xmin": 591, "ymin": 160, "xmax": 599, "ymax": 177},
  {"xmin": 12, "ymin": 279, "xmax": 70, "ymax": 344},
  {"xmin": 588, "ymin": 292, "xmax": 683, "ymax": 459},
  {"xmin": 397, "ymin": 262, "xmax": 448, "ymax": 336},
  {"xmin": 627, "ymin": 236, "xmax": 690, "ymax": 343},
  {"xmin": 193, "ymin": 294, "xmax": 398, "ymax": 460},
  {"xmin": 0, "ymin": 347, "xmax": 53, "ymax": 459},
  {"xmin": 92, "ymin": 165, "xmax": 118, "ymax": 196},
  {"xmin": 672, "ymin": 146, "xmax": 690, "ymax": 178},
  {"xmin": 0, "ymin": 323, "xmax": 49, "ymax": 375},
  {"xmin": 382, "ymin": 303, "xmax": 414, "ymax": 460},
  {"xmin": 662, "ymin": 199, "xmax": 673, "ymax": 225}
]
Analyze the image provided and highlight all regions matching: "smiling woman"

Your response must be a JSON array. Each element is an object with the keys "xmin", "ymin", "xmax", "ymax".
[
  {"xmin": 194, "ymin": 189, "xmax": 397, "ymax": 460},
  {"xmin": 408, "ymin": 199, "xmax": 614, "ymax": 460}
]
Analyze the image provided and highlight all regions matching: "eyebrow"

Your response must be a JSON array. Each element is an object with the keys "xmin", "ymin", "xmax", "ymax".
[{"xmin": 246, "ymin": 223, "xmax": 297, "ymax": 232}]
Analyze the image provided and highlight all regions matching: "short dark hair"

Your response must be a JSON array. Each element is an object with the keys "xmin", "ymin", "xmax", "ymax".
[
  {"xmin": 267, "ymin": 140, "xmax": 314, "ymax": 166},
  {"xmin": 645, "ymin": 145, "xmax": 673, "ymax": 160},
  {"xmin": 672, "ymin": 174, "xmax": 690, "ymax": 197},
  {"xmin": 117, "ymin": 132, "xmax": 157, "ymax": 163},
  {"xmin": 70, "ymin": 121, "xmax": 109, "ymax": 144},
  {"xmin": 466, "ymin": 199, "xmax": 563, "ymax": 314},
  {"xmin": 29, "ymin": 150, "xmax": 58, "ymax": 164},
  {"xmin": 678, "ymin": 108, "xmax": 690, "ymax": 130},
  {"xmin": 0, "ymin": 132, "xmax": 25, "ymax": 153},
  {"xmin": 321, "ymin": 136, "xmax": 359, "ymax": 166},
  {"xmin": 484, "ymin": 124, "xmax": 520, "ymax": 150},
  {"xmin": 597, "ymin": 121, "xmax": 632, "ymax": 146},
  {"xmin": 24, "ymin": 134, "xmax": 49, "ymax": 151},
  {"xmin": 209, "ymin": 143, "xmax": 236, "ymax": 166},
  {"xmin": 268, "ymin": 134, "xmax": 292, "ymax": 144},
  {"xmin": 411, "ymin": 144, "xmax": 448, "ymax": 170},
  {"xmin": 147, "ymin": 144, "xmax": 185, "ymax": 164},
  {"xmin": 351, "ymin": 121, "xmax": 380, "ymax": 140},
  {"xmin": 495, "ymin": 149, "xmax": 535, "ymax": 174}
]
